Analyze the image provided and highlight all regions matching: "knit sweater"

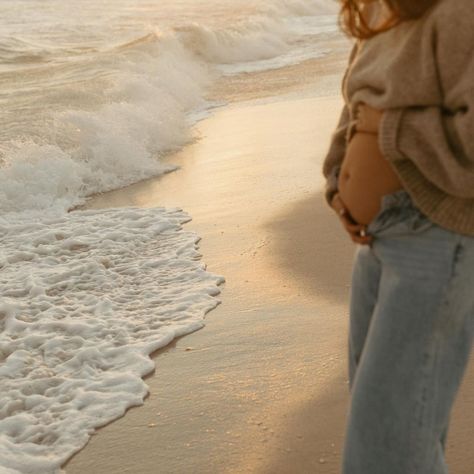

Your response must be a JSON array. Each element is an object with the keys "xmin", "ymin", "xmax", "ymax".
[{"xmin": 322, "ymin": 0, "xmax": 474, "ymax": 236}]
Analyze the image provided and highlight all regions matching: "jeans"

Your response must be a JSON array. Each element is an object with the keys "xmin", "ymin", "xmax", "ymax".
[{"xmin": 343, "ymin": 190, "xmax": 474, "ymax": 474}]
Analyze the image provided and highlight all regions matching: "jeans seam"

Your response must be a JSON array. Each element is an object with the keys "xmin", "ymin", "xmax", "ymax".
[
  {"xmin": 412, "ymin": 300, "xmax": 447, "ymax": 473},
  {"xmin": 412, "ymin": 237, "xmax": 463, "ymax": 473}
]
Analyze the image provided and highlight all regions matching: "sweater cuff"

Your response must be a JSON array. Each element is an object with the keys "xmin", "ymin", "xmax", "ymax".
[{"xmin": 379, "ymin": 108, "xmax": 406, "ymax": 162}]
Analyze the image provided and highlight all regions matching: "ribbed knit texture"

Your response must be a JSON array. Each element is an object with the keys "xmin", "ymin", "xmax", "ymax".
[{"xmin": 323, "ymin": 0, "xmax": 474, "ymax": 236}]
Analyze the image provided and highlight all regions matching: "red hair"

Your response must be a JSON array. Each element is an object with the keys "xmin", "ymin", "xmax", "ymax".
[{"xmin": 339, "ymin": 0, "xmax": 439, "ymax": 39}]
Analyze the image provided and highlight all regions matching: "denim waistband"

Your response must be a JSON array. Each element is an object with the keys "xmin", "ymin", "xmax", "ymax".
[
  {"xmin": 369, "ymin": 190, "xmax": 474, "ymax": 243},
  {"xmin": 380, "ymin": 189, "xmax": 413, "ymax": 211},
  {"xmin": 367, "ymin": 189, "xmax": 430, "ymax": 237}
]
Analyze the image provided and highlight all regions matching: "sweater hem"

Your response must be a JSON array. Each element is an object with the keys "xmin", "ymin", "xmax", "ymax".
[{"xmin": 390, "ymin": 160, "xmax": 474, "ymax": 236}]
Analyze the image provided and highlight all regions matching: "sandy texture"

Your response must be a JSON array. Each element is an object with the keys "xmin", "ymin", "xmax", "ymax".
[{"xmin": 65, "ymin": 96, "xmax": 474, "ymax": 473}]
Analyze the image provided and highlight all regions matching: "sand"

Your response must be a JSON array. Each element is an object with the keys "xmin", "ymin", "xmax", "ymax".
[{"xmin": 65, "ymin": 95, "xmax": 474, "ymax": 473}]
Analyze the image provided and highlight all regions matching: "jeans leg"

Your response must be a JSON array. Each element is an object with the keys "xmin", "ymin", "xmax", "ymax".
[
  {"xmin": 343, "ymin": 228, "xmax": 474, "ymax": 474},
  {"xmin": 348, "ymin": 244, "xmax": 382, "ymax": 389}
]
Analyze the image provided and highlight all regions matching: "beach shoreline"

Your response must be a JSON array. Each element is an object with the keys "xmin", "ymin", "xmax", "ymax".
[{"xmin": 65, "ymin": 94, "xmax": 474, "ymax": 473}]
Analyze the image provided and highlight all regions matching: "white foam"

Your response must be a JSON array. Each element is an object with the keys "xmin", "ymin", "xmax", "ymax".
[
  {"xmin": 0, "ymin": 36, "xmax": 212, "ymax": 215},
  {"xmin": 0, "ymin": 207, "xmax": 224, "ymax": 473}
]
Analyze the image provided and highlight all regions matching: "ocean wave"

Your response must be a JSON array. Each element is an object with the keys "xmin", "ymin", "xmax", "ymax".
[
  {"xmin": 0, "ymin": 36, "xmax": 212, "ymax": 215},
  {"xmin": 0, "ymin": 37, "xmax": 52, "ymax": 64},
  {"xmin": 111, "ymin": 0, "xmax": 337, "ymax": 65},
  {"xmin": 111, "ymin": 32, "xmax": 159, "ymax": 52},
  {"xmin": 0, "ymin": 36, "xmax": 99, "ymax": 67},
  {"xmin": 0, "ymin": 0, "xmax": 339, "ymax": 216}
]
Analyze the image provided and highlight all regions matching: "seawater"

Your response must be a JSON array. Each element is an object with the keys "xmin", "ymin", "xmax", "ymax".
[
  {"xmin": 0, "ymin": 1, "xmax": 345, "ymax": 472},
  {"xmin": 0, "ymin": 0, "xmax": 343, "ymax": 212}
]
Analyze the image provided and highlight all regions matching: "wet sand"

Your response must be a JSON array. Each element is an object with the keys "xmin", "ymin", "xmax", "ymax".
[{"xmin": 65, "ymin": 95, "xmax": 474, "ymax": 473}]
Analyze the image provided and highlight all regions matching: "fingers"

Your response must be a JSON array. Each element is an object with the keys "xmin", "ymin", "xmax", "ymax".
[
  {"xmin": 355, "ymin": 103, "xmax": 383, "ymax": 134},
  {"xmin": 331, "ymin": 193, "xmax": 373, "ymax": 245},
  {"xmin": 350, "ymin": 232, "xmax": 373, "ymax": 246},
  {"xmin": 340, "ymin": 212, "xmax": 373, "ymax": 245},
  {"xmin": 330, "ymin": 193, "xmax": 346, "ymax": 214}
]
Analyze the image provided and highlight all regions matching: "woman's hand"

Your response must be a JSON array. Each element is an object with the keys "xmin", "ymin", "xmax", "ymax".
[
  {"xmin": 330, "ymin": 193, "xmax": 373, "ymax": 245},
  {"xmin": 355, "ymin": 103, "xmax": 384, "ymax": 134}
]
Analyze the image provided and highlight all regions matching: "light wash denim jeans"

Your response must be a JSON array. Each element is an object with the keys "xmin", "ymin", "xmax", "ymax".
[{"xmin": 343, "ymin": 189, "xmax": 474, "ymax": 474}]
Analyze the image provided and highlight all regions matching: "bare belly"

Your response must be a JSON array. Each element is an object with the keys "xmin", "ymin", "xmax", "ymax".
[{"xmin": 338, "ymin": 132, "xmax": 404, "ymax": 225}]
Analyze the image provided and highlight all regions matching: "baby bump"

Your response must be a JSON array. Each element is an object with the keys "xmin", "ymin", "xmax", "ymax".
[{"xmin": 338, "ymin": 132, "xmax": 404, "ymax": 225}]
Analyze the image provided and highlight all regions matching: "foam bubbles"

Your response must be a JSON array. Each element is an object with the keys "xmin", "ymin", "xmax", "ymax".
[{"xmin": 0, "ymin": 207, "xmax": 224, "ymax": 473}]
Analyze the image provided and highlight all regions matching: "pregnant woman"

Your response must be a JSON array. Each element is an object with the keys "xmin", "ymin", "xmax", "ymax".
[{"xmin": 323, "ymin": 0, "xmax": 474, "ymax": 472}]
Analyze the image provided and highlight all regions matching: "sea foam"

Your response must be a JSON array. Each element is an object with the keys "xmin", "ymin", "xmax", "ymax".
[{"xmin": 0, "ymin": 208, "xmax": 224, "ymax": 473}]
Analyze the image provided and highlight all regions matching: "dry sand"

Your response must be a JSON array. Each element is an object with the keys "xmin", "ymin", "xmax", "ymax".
[{"xmin": 65, "ymin": 95, "xmax": 474, "ymax": 473}]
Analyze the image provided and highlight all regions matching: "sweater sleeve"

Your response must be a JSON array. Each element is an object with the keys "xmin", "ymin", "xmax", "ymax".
[
  {"xmin": 322, "ymin": 104, "xmax": 350, "ymax": 205},
  {"xmin": 379, "ymin": 0, "xmax": 474, "ymax": 200},
  {"xmin": 379, "ymin": 96, "xmax": 474, "ymax": 199},
  {"xmin": 322, "ymin": 43, "xmax": 359, "ymax": 206}
]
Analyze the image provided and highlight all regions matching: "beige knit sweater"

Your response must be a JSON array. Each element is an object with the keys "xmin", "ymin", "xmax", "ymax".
[{"xmin": 322, "ymin": 0, "xmax": 474, "ymax": 236}]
